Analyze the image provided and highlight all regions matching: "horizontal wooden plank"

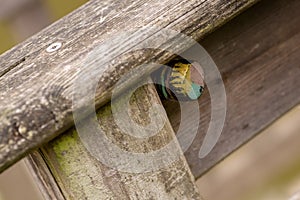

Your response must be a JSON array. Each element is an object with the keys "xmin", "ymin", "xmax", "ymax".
[
  {"xmin": 0, "ymin": 0, "xmax": 258, "ymax": 172},
  {"xmin": 163, "ymin": 0, "xmax": 300, "ymax": 178}
]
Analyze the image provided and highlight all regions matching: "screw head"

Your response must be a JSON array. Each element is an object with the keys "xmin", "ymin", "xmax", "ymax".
[{"xmin": 46, "ymin": 42, "xmax": 62, "ymax": 53}]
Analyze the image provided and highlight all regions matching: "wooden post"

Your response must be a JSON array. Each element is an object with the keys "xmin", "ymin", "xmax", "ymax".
[{"xmin": 26, "ymin": 83, "xmax": 203, "ymax": 199}]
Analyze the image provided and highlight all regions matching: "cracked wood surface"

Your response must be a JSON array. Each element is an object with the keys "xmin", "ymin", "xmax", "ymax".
[
  {"xmin": 0, "ymin": 0, "xmax": 258, "ymax": 172},
  {"xmin": 28, "ymin": 84, "xmax": 203, "ymax": 200}
]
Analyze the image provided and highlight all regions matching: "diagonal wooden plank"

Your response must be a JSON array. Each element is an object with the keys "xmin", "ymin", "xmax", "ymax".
[
  {"xmin": 162, "ymin": 0, "xmax": 300, "ymax": 178},
  {"xmin": 25, "ymin": 151, "xmax": 65, "ymax": 200},
  {"xmin": 28, "ymin": 83, "xmax": 203, "ymax": 199},
  {"xmin": 0, "ymin": 0, "xmax": 258, "ymax": 172}
]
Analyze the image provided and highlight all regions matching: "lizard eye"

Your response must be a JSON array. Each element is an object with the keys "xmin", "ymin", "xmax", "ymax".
[{"xmin": 199, "ymin": 86, "xmax": 204, "ymax": 94}]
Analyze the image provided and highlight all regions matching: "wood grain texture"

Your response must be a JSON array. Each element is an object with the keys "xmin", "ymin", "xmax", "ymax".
[
  {"xmin": 25, "ymin": 151, "xmax": 65, "ymax": 200},
  {"xmin": 32, "ymin": 83, "xmax": 203, "ymax": 199},
  {"xmin": 0, "ymin": 0, "xmax": 258, "ymax": 172},
  {"xmin": 163, "ymin": 0, "xmax": 300, "ymax": 178}
]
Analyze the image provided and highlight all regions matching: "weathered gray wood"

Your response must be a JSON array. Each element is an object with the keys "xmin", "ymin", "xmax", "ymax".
[
  {"xmin": 25, "ymin": 151, "xmax": 65, "ymax": 200},
  {"xmin": 31, "ymin": 83, "xmax": 203, "ymax": 199},
  {"xmin": 0, "ymin": 0, "xmax": 258, "ymax": 172},
  {"xmin": 164, "ymin": 0, "xmax": 300, "ymax": 178}
]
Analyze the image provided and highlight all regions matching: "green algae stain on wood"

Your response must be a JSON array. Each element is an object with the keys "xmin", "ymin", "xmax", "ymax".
[
  {"xmin": 42, "ymin": 130, "xmax": 115, "ymax": 200},
  {"xmin": 40, "ymin": 84, "xmax": 203, "ymax": 199}
]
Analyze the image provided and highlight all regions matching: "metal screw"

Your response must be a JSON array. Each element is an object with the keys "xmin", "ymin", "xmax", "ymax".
[{"xmin": 46, "ymin": 42, "xmax": 62, "ymax": 53}]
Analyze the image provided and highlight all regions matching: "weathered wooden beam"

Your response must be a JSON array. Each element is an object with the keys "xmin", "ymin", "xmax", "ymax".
[
  {"xmin": 0, "ymin": 0, "xmax": 258, "ymax": 172},
  {"xmin": 28, "ymin": 83, "xmax": 203, "ymax": 199},
  {"xmin": 25, "ymin": 151, "xmax": 65, "ymax": 200},
  {"xmin": 166, "ymin": 0, "xmax": 300, "ymax": 178}
]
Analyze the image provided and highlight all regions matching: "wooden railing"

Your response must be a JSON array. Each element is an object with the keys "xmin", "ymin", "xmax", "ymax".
[{"xmin": 1, "ymin": 0, "xmax": 300, "ymax": 199}]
